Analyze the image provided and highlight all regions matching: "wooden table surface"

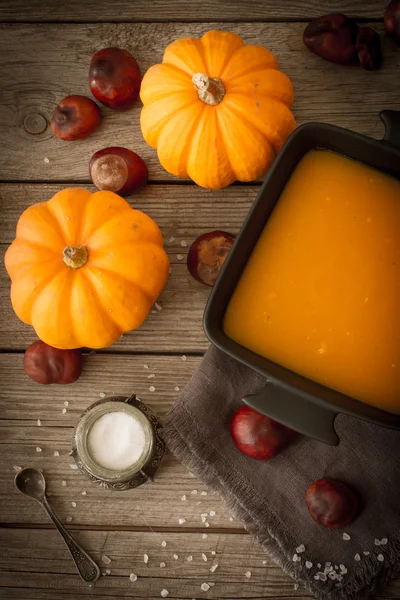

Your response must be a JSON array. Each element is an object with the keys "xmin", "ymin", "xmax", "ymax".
[{"xmin": 0, "ymin": 1, "xmax": 399, "ymax": 599}]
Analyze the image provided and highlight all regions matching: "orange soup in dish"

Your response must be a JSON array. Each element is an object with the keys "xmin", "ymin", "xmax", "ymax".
[{"xmin": 224, "ymin": 150, "xmax": 400, "ymax": 413}]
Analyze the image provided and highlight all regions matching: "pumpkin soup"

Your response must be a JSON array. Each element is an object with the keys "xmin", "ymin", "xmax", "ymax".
[{"xmin": 224, "ymin": 150, "xmax": 400, "ymax": 413}]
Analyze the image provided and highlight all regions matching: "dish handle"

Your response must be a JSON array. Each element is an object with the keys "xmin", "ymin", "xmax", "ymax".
[
  {"xmin": 243, "ymin": 384, "xmax": 339, "ymax": 446},
  {"xmin": 381, "ymin": 110, "xmax": 400, "ymax": 148}
]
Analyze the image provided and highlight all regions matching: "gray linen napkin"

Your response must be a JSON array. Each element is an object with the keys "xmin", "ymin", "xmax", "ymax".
[{"xmin": 163, "ymin": 345, "xmax": 400, "ymax": 600}]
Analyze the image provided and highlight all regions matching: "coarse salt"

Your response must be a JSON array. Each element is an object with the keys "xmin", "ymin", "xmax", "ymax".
[
  {"xmin": 380, "ymin": 538, "xmax": 388, "ymax": 545},
  {"xmin": 181, "ymin": 495, "xmax": 186, "ymax": 501},
  {"xmin": 36, "ymin": 447, "xmax": 42, "ymax": 453},
  {"xmin": 105, "ymin": 569, "xmax": 111, "ymax": 575},
  {"xmin": 202, "ymin": 534, "xmax": 207, "ymax": 539},
  {"xmin": 174, "ymin": 386, "xmax": 180, "ymax": 391},
  {"xmin": 178, "ymin": 518, "xmax": 186, "ymax": 524},
  {"xmin": 354, "ymin": 554, "xmax": 361, "ymax": 561},
  {"xmin": 173, "ymin": 554, "xmax": 178, "ymax": 560},
  {"xmin": 201, "ymin": 583, "xmax": 210, "ymax": 592},
  {"xmin": 296, "ymin": 544, "xmax": 305, "ymax": 553},
  {"xmin": 377, "ymin": 554, "xmax": 384, "ymax": 562},
  {"xmin": 210, "ymin": 564, "xmax": 218, "ymax": 572},
  {"xmin": 161, "ymin": 590, "xmax": 169, "ymax": 598},
  {"xmin": 64, "ymin": 401, "xmax": 69, "ymax": 407},
  {"xmin": 374, "ymin": 538, "xmax": 381, "ymax": 546},
  {"xmin": 129, "ymin": 573, "xmax": 137, "ymax": 582},
  {"xmin": 69, "ymin": 464, "xmax": 78, "ymax": 470},
  {"xmin": 305, "ymin": 561, "xmax": 313, "ymax": 569},
  {"xmin": 62, "ymin": 408, "xmax": 67, "ymax": 414},
  {"xmin": 44, "ymin": 157, "xmax": 50, "ymax": 163},
  {"xmin": 342, "ymin": 533, "xmax": 351, "ymax": 541},
  {"xmin": 177, "ymin": 254, "xmax": 184, "ymax": 260},
  {"xmin": 201, "ymin": 491, "xmax": 207, "ymax": 496},
  {"xmin": 191, "ymin": 489, "xmax": 198, "ymax": 495},
  {"xmin": 209, "ymin": 510, "xmax": 216, "ymax": 517},
  {"xmin": 181, "ymin": 355, "xmax": 187, "ymax": 361},
  {"xmin": 187, "ymin": 555, "xmax": 193, "ymax": 562},
  {"xmin": 101, "ymin": 555, "xmax": 112, "ymax": 564},
  {"xmin": 144, "ymin": 364, "xmax": 149, "ymax": 369},
  {"xmin": 62, "ymin": 480, "xmax": 67, "ymax": 486},
  {"xmin": 71, "ymin": 502, "xmax": 77, "ymax": 508},
  {"xmin": 245, "ymin": 571, "xmax": 251, "ymax": 578},
  {"xmin": 262, "ymin": 560, "xmax": 267, "ymax": 565},
  {"xmin": 13, "ymin": 466, "xmax": 22, "ymax": 472},
  {"xmin": 363, "ymin": 551, "xmax": 370, "ymax": 556},
  {"xmin": 205, "ymin": 522, "xmax": 210, "ymax": 528},
  {"xmin": 87, "ymin": 411, "xmax": 147, "ymax": 471},
  {"xmin": 169, "ymin": 236, "xmax": 175, "ymax": 243},
  {"xmin": 160, "ymin": 562, "xmax": 166, "ymax": 568},
  {"xmin": 37, "ymin": 419, "xmax": 41, "ymax": 426},
  {"xmin": 82, "ymin": 491, "xmax": 87, "ymax": 495},
  {"xmin": 229, "ymin": 517, "xmax": 234, "ymax": 522},
  {"xmin": 148, "ymin": 373, "xmax": 156, "ymax": 379},
  {"xmin": 53, "ymin": 451, "xmax": 60, "ymax": 457},
  {"xmin": 66, "ymin": 516, "xmax": 73, "ymax": 522},
  {"xmin": 202, "ymin": 553, "xmax": 207, "ymax": 562},
  {"xmin": 149, "ymin": 385, "xmax": 156, "ymax": 392},
  {"xmin": 180, "ymin": 240, "xmax": 187, "ymax": 247},
  {"xmin": 161, "ymin": 541, "xmax": 167, "ymax": 547}
]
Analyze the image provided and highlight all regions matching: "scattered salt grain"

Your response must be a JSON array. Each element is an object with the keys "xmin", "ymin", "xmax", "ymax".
[
  {"xmin": 342, "ymin": 533, "xmax": 351, "ymax": 541},
  {"xmin": 178, "ymin": 518, "xmax": 186, "ymax": 524},
  {"xmin": 129, "ymin": 573, "xmax": 137, "ymax": 582},
  {"xmin": 99, "ymin": 392, "xmax": 106, "ymax": 398},
  {"xmin": 196, "ymin": 501, "xmax": 201, "ymax": 505},
  {"xmin": 44, "ymin": 157, "xmax": 50, "ymax": 163},
  {"xmin": 205, "ymin": 522, "xmax": 210, "ymax": 528},
  {"xmin": 375, "ymin": 538, "xmax": 381, "ymax": 546},
  {"xmin": 292, "ymin": 554, "xmax": 300, "ymax": 562},
  {"xmin": 245, "ymin": 571, "xmax": 251, "ymax": 578},
  {"xmin": 229, "ymin": 517, "xmax": 234, "ymax": 522},
  {"xmin": 187, "ymin": 555, "xmax": 193, "ymax": 562},
  {"xmin": 82, "ymin": 491, "xmax": 87, "ymax": 495},
  {"xmin": 262, "ymin": 560, "xmax": 267, "ymax": 565},
  {"xmin": 160, "ymin": 562, "xmax": 166, "ymax": 568},
  {"xmin": 211, "ymin": 551, "xmax": 216, "ymax": 556},
  {"xmin": 191, "ymin": 490, "xmax": 198, "ymax": 495},
  {"xmin": 209, "ymin": 510, "xmax": 216, "ymax": 517},
  {"xmin": 62, "ymin": 408, "xmax": 67, "ymax": 414},
  {"xmin": 180, "ymin": 240, "xmax": 187, "ymax": 247},
  {"xmin": 296, "ymin": 544, "xmax": 305, "ymax": 553},
  {"xmin": 144, "ymin": 554, "xmax": 149, "ymax": 564},
  {"xmin": 202, "ymin": 553, "xmax": 207, "ymax": 562},
  {"xmin": 37, "ymin": 419, "xmax": 41, "ymax": 426},
  {"xmin": 174, "ymin": 386, "xmax": 180, "ymax": 391},
  {"xmin": 102, "ymin": 555, "xmax": 112, "ymax": 565},
  {"xmin": 377, "ymin": 554, "xmax": 384, "ymax": 562},
  {"xmin": 205, "ymin": 559, "xmax": 215, "ymax": 573},
  {"xmin": 201, "ymin": 583, "xmax": 210, "ymax": 592},
  {"xmin": 173, "ymin": 554, "xmax": 179, "ymax": 560},
  {"xmin": 144, "ymin": 364, "xmax": 149, "ymax": 369},
  {"xmin": 380, "ymin": 538, "xmax": 388, "ymax": 545},
  {"xmin": 64, "ymin": 401, "xmax": 69, "ymax": 408},
  {"xmin": 294, "ymin": 583, "xmax": 299, "ymax": 590},
  {"xmin": 305, "ymin": 561, "xmax": 313, "ymax": 569},
  {"xmin": 161, "ymin": 541, "xmax": 167, "ymax": 547},
  {"xmin": 71, "ymin": 502, "xmax": 77, "ymax": 508},
  {"xmin": 105, "ymin": 569, "xmax": 111, "ymax": 575},
  {"xmin": 161, "ymin": 590, "xmax": 169, "ymax": 598},
  {"xmin": 66, "ymin": 516, "xmax": 72, "ymax": 522},
  {"xmin": 317, "ymin": 563, "xmax": 321, "ymax": 568},
  {"xmin": 339, "ymin": 565, "xmax": 347, "ymax": 574},
  {"xmin": 201, "ymin": 491, "xmax": 207, "ymax": 496},
  {"xmin": 319, "ymin": 573, "xmax": 327, "ymax": 582},
  {"xmin": 62, "ymin": 481, "xmax": 66, "ymax": 486},
  {"xmin": 188, "ymin": 471, "xmax": 195, "ymax": 477},
  {"xmin": 169, "ymin": 237, "xmax": 175, "ymax": 243},
  {"xmin": 148, "ymin": 373, "xmax": 156, "ymax": 379},
  {"xmin": 202, "ymin": 534, "xmax": 207, "ymax": 539},
  {"xmin": 354, "ymin": 554, "xmax": 361, "ymax": 562},
  {"xmin": 69, "ymin": 464, "xmax": 78, "ymax": 470},
  {"xmin": 182, "ymin": 355, "xmax": 187, "ymax": 361},
  {"xmin": 155, "ymin": 303, "xmax": 162, "ymax": 311},
  {"xmin": 53, "ymin": 451, "xmax": 60, "ymax": 457},
  {"xmin": 177, "ymin": 254, "xmax": 184, "ymax": 260},
  {"xmin": 13, "ymin": 465, "xmax": 22, "ymax": 472},
  {"xmin": 363, "ymin": 551, "xmax": 370, "ymax": 556},
  {"xmin": 36, "ymin": 447, "xmax": 42, "ymax": 453},
  {"xmin": 149, "ymin": 385, "xmax": 155, "ymax": 392}
]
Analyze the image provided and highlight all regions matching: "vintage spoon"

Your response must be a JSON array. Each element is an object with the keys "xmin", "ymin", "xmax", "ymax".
[{"xmin": 15, "ymin": 467, "xmax": 100, "ymax": 584}]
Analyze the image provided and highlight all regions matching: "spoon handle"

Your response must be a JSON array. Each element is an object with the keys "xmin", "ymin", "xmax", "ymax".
[{"xmin": 41, "ymin": 496, "xmax": 100, "ymax": 584}]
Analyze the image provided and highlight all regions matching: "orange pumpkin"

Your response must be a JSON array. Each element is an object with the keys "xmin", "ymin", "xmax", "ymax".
[
  {"xmin": 5, "ymin": 188, "xmax": 170, "ymax": 349},
  {"xmin": 140, "ymin": 30, "xmax": 296, "ymax": 189}
]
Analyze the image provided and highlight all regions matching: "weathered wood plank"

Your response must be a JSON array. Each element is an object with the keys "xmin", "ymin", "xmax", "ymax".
[
  {"xmin": 0, "ymin": 529, "xmax": 399, "ymax": 599},
  {"xmin": 0, "ymin": 183, "xmax": 257, "ymax": 351},
  {"xmin": 0, "ymin": 353, "xmax": 243, "ymax": 528},
  {"xmin": 0, "ymin": 0, "xmax": 386, "ymax": 23},
  {"xmin": 0, "ymin": 22, "xmax": 397, "ymax": 182}
]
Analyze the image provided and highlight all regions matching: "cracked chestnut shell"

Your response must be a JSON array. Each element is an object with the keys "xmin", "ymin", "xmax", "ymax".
[
  {"xmin": 89, "ymin": 147, "xmax": 148, "ymax": 195},
  {"xmin": 303, "ymin": 13, "xmax": 359, "ymax": 64},
  {"xmin": 306, "ymin": 478, "xmax": 360, "ymax": 529}
]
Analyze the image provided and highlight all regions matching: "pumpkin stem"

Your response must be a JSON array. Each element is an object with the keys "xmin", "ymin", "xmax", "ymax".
[
  {"xmin": 63, "ymin": 245, "xmax": 88, "ymax": 269},
  {"xmin": 192, "ymin": 73, "xmax": 225, "ymax": 106}
]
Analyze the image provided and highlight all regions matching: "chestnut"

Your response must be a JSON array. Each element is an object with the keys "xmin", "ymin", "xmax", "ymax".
[
  {"xmin": 306, "ymin": 478, "xmax": 360, "ymax": 529},
  {"xmin": 385, "ymin": 0, "xmax": 400, "ymax": 45},
  {"xmin": 89, "ymin": 147, "xmax": 148, "ymax": 195},
  {"xmin": 24, "ymin": 340, "xmax": 83, "ymax": 385},
  {"xmin": 356, "ymin": 27, "xmax": 382, "ymax": 71},
  {"xmin": 303, "ymin": 13, "xmax": 359, "ymax": 64},
  {"xmin": 187, "ymin": 230, "xmax": 236, "ymax": 286},
  {"xmin": 50, "ymin": 95, "xmax": 101, "ymax": 141},
  {"xmin": 89, "ymin": 47, "xmax": 141, "ymax": 110},
  {"xmin": 231, "ymin": 405, "xmax": 297, "ymax": 460}
]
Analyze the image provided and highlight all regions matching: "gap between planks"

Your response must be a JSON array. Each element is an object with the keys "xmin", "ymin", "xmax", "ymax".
[{"xmin": 0, "ymin": 523, "xmax": 246, "ymax": 534}]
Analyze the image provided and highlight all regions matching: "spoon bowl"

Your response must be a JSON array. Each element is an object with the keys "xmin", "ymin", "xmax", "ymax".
[{"xmin": 15, "ymin": 467, "xmax": 46, "ymax": 502}]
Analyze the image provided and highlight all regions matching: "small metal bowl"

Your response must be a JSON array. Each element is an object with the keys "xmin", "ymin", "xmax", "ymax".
[{"xmin": 71, "ymin": 394, "xmax": 165, "ymax": 491}]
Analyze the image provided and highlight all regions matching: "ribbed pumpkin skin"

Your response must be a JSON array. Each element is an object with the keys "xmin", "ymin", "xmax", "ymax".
[
  {"xmin": 5, "ymin": 188, "xmax": 170, "ymax": 349},
  {"xmin": 140, "ymin": 30, "xmax": 296, "ymax": 189}
]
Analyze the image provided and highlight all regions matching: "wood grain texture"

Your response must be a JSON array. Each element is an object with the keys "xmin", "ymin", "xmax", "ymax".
[
  {"xmin": 0, "ymin": 22, "xmax": 398, "ymax": 182},
  {"xmin": 0, "ymin": 0, "xmax": 386, "ymax": 23},
  {"xmin": 1, "ymin": 529, "xmax": 400, "ymax": 599},
  {"xmin": 0, "ymin": 353, "xmax": 241, "ymax": 528},
  {"xmin": 0, "ymin": 183, "xmax": 257, "ymax": 351}
]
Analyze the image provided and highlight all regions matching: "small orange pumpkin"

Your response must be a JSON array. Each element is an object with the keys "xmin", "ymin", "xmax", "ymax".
[
  {"xmin": 5, "ymin": 188, "xmax": 169, "ymax": 349},
  {"xmin": 140, "ymin": 30, "xmax": 296, "ymax": 189}
]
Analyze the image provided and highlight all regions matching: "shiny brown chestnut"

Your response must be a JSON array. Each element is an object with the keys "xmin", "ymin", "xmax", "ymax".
[
  {"xmin": 187, "ymin": 231, "xmax": 236, "ymax": 286},
  {"xmin": 89, "ymin": 47, "xmax": 141, "ymax": 110},
  {"xmin": 89, "ymin": 147, "xmax": 149, "ymax": 195},
  {"xmin": 303, "ymin": 13, "xmax": 359, "ymax": 64},
  {"xmin": 50, "ymin": 95, "xmax": 101, "ymax": 141},
  {"xmin": 24, "ymin": 340, "xmax": 83, "ymax": 385},
  {"xmin": 385, "ymin": 0, "xmax": 400, "ymax": 44},
  {"xmin": 306, "ymin": 478, "xmax": 360, "ymax": 529},
  {"xmin": 356, "ymin": 26, "xmax": 382, "ymax": 71}
]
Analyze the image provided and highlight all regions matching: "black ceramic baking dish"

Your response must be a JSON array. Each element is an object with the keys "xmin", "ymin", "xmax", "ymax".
[{"xmin": 204, "ymin": 110, "xmax": 400, "ymax": 446}]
